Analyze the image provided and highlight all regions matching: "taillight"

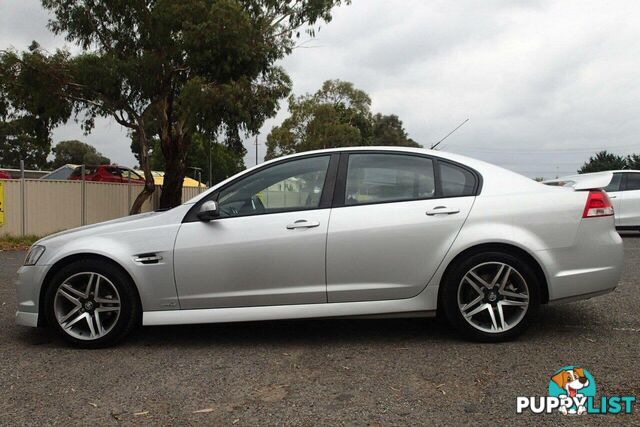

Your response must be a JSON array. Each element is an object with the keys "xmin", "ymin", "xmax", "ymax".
[{"xmin": 582, "ymin": 190, "xmax": 614, "ymax": 218}]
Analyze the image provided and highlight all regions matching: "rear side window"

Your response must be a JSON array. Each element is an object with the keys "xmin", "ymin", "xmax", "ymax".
[
  {"xmin": 439, "ymin": 162, "xmax": 477, "ymax": 197},
  {"xmin": 345, "ymin": 154, "xmax": 435, "ymax": 205},
  {"xmin": 625, "ymin": 173, "xmax": 640, "ymax": 191},
  {"xmin": 604, "ymin": 173, "xmax": 623, "ymax": 192}
]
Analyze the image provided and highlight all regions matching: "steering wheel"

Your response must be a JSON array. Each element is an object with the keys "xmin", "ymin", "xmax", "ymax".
[
  {"xmin": 239, "ymin": 195, "xmax": 265, "ymax": 214},
  {"xmin": 219, "ymin": 205, "xmax": 239, "ymax": 216}
]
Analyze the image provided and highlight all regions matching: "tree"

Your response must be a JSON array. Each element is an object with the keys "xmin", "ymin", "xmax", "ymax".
[
  {"xmin": 51, "ymin": 140, "xmax": 110, "ymax": 168},
  {"xmin": 578, "ymin": 151, "xmax": 627, "ymax": 174},
  {"xmin": 0, "ymin": 43, "xmax": 72, "ymax": 169},
  {"xmin": 266, "ymin": 79, "xmax": 421, "ymax": 159},
  {"xmin": 626, "ymin": 154, "xmax": 640, "ymax": 170},
  {"xmin": 131, "ymin": 132, "xmax": 244, "ymax": 186},
  {"xmin": 8, "ymin": 0, "xmax": 348, "ymax": 212},
  {"xmin": 371, "ymin": 113, "xmax": 420, "ymax": 147}
]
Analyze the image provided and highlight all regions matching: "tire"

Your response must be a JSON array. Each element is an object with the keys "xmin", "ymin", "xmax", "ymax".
[
  {"xmin": 44, "ymin": 259, "xmax": 140, "ymax": 348},
  {"xmin": 441, "ymin": 251, "xmax": 541, "ymax": 342}
]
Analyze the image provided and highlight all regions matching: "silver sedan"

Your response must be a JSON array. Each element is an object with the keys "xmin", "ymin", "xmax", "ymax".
[{"xmin": 15, "ymin": 147, "xmax": 624, "ymax": 347}]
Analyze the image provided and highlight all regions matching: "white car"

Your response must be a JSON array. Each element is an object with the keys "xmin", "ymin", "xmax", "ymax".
[
  {"xmin": 544, "ymin": 170, "xmax": 640, "ymax": 230},
  {"xmin": 15, "ymin": 147, "xmax": 624, "ymax": 347}
]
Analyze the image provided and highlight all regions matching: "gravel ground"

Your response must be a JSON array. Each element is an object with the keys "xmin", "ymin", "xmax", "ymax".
[{"xmin": 1, "ymin": 235, "xmax": 639, "ymax": 425}]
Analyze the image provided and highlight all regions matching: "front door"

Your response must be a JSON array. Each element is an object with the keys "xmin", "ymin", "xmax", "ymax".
[
  {"xmin": 326, "ymin": 153, "xmax": 476, "ymax": 303},
  {"xmin": 174, "ymin": 154, "xmax": 336, "ymax": 309}
]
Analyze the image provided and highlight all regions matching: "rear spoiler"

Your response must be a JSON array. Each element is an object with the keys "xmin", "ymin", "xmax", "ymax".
[{"xmin": 543, "ymin": 172, "xmax": 613, "ymax": 191}]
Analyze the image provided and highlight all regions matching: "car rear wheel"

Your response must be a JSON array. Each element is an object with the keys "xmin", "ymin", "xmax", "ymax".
[
  {"xmin": 44, "ymin": 259, "xmax": 140, "ymax": 348},
  {"xmin": 442, "ymin": 251, "xmax": 540, "ymax": 342}
]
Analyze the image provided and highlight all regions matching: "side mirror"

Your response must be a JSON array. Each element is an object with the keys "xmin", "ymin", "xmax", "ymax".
[{"xmin": 197, "ymin": 200, "xmax": 220, "ymax": 221}]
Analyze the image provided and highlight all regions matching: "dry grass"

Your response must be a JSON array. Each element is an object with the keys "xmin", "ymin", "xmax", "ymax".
[{"xmin": 0, "ymin": 234, "xmax": 40, "ymax": 251}]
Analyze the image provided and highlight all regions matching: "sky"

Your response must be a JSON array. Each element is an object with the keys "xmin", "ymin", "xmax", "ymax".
[{"xmin": 2, "ymin": 0, "xmax": 640, "ymax": 179}]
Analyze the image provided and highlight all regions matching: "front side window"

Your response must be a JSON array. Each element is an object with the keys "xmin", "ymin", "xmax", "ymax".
[
  {"xmin": 439, "ymin": 162, "xmax": 477, "ymax": 197},
  {"xmin": 604, "ymin": 173, "xmax": 623, "ymax": 193},
  {"xmin": 625, "ymin": 173, "xmax": 640, "ymax": 191},
  {"xmin": 105, "ymin": 167, "xmax": 122, "ymax": 177},
  {"xmin": 217, "ymin": 156, "xmax": 330, "ymax": 217},
  {"xmin": 345, "ymin": 154, "xmax": 435, "ymax": 206}
]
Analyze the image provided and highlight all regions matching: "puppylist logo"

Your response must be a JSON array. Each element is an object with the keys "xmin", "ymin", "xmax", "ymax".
[{"xmin": 516, "ymin": 366, "xmax": 636, "ymax": 415}]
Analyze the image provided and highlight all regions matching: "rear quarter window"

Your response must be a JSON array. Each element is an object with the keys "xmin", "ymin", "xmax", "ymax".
[{"xmin": 439, "ymin": 162, "xmax": 477, "ymax": 197}]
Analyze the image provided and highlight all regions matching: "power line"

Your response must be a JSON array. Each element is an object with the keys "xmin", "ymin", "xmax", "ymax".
[{"xmin": 448, "ymin": 143, "xmax": 640, "ymax": 154}]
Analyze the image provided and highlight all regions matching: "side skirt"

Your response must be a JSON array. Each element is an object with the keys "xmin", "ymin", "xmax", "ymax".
[{"xmin": 143, "ymin": 298, "xmax": 434, "ymax": 326}]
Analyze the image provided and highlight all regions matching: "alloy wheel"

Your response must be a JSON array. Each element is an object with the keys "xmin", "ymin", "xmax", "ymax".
[
  {"xmin": 457, "ymin": 262, "xmax": 530, "ymax": 333},
  {"xmin": 53, "ymin": 272, "xmax": 121, "ymax": 340}
]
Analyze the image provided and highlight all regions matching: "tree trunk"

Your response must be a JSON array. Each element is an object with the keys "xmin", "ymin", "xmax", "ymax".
[
  {"xmin": 159, "ymin": 132, "xmax": 189, "ymax": 209},
  {"xmin": 130, "ymin": 120, "xmax": 155, "ymax": 214}
]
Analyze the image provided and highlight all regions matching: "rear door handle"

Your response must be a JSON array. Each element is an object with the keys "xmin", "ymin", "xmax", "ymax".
[
  {"xmin": 286, "ymin": 220, "xmax": 320, "ymax": 229},
  {"xmin": 609, "ymin": 195, "xmax": 617, "ymax": 199},
  {"xmin": 426, "ymin": 206, "xmax": 460, "ymax": 216}
]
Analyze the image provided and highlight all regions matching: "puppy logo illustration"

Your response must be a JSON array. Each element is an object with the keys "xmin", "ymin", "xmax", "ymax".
[{"xmin": 549, "ymin": 366, "xmax": 596, "ymax": 415}]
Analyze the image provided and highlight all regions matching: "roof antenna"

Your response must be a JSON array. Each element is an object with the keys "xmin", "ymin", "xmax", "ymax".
[{"xmin": 430, "ymin": 118, "xmax": 469, "ymax": 150}]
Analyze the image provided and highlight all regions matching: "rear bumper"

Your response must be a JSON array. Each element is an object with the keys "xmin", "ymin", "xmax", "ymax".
[{"xmin": 540, "ymin": 218, "xmax": 624, "ymax": 302}]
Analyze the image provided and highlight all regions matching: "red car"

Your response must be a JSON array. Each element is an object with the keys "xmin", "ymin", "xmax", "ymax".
[
  {"xmin": 69, "ymin": 165, "xmax": 144, "ymax": 184},
  {"xmin": 0, "ymin": 170, "xmax": 11, "ymax": 179}
]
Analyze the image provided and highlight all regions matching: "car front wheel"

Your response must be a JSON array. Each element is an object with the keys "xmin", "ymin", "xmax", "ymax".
[
  {"xmin": 442, "ymin": 251, "xmax": 541, "ymax": 342},
  {"xmin": 44, "ymin": 259, "xmax": 140, "ymax": 348}
]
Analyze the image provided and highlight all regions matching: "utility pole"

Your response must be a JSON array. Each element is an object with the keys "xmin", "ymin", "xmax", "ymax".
[
  {"xmin": 255, "ymin": 135, "xmax": 259, "ymax": 165},
  {"xmin": 208, "ymin": 138, "xmax": 212, "ymax": 187}
]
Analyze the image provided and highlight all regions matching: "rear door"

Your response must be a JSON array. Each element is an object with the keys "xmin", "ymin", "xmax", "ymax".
[
  {"xmin": 620, "ymin": 172, "xmax": 640, "ymax": 227},
  {"xmin": 326, "ymin": 152, "xmax": 477, "ymax": 303},
  {"xmin": 604, "ymin": 173, "xmax": 624, "ymax": 226}
]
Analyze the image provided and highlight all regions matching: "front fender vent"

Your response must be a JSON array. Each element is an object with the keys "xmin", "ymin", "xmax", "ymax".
[{"xmin": 133, "ymin": 253, "xmax": 163, "ymax": 264}]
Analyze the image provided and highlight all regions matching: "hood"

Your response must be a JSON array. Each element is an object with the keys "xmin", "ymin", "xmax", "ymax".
[{"xmin": 35, "ymin": 210, "xmax": 163, "ymax": 246}]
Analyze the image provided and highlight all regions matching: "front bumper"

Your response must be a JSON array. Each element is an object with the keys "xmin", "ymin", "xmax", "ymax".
[
  {"xmin": 14, "ymin": 264, "xmax": 49, "ymax": 328},
  {"xmin": 16, "ymin": 311, "xmax": 39, "ymax": 327}
]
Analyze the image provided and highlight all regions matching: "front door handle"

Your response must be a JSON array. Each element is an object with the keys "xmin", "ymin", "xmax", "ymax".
[
  {"xmin": 426, "ymin": 206, "xmax": 460, "ymax": 216},
  {"xmin": 286, "ymin": 220, "xmax": 320, "ymax": 230},
  {"xmin": 609, "ymin": 195, "xmax": 617, "ymax": 199}
]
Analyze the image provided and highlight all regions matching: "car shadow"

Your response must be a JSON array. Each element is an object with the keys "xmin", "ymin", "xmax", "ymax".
[
  {"xmin": 619, "ymin": 231, "xmax": 640, "ymax": 238},
  {"xmin": 131, "ymin": 317, "xmax": 460, "ymax": 348},
  {"xmin": 15, "ymin": 302, "xmax": 607, "ymax": 349}
]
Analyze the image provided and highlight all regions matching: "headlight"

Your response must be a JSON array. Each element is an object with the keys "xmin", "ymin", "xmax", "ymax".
[{"xmin": 24, "ymin": 245, "xmax": 45, "ymax": 266}]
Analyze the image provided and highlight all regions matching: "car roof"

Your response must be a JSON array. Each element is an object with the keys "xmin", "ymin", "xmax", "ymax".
[{"xmin": 184, "ymin": 146, "xmax": 544, "ymax": 205}]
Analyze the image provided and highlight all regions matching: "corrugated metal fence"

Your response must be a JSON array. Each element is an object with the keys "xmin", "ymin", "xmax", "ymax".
[{"xmin": 0, "ymin": 179, "xmax": 206, "ymax": 237}]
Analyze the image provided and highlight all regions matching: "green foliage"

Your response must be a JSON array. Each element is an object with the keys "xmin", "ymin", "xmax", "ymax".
[
  {"xmin": 34, "ymin": 0, "xmax": 348, "ymax": 210},
  {"xmin": 51, "ymin": 140, "xmax": 110, "ymax": 168},
  {"xmin": 579, "ymin": 151, "xmax": 628, "ymax": 173},
  {"xmin": 131, "ymin": 132, "xmax": 244, "ymax": 186},
  {"xmin": 266, "ymin": 79, "xmax": 421, "ymax": 159},
  {"xmin": 626, "ymin": 154, "xmax": 640, "ymax": 170},
  {"xmin": 0, "ymin": 44, "xmax": 73, "ymax": 169},
  {"xmin": 371, "ymin": 113, "xmax": 420, "ymax": 148}
]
